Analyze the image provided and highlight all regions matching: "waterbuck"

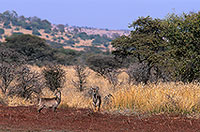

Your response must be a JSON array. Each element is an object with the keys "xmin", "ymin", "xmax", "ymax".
[
  {"xmin": 37, "ymin": 90, "xmax": 61, "ymax": 113},
  {"xmin": 91, "ymin": 86, "xmax": 101, "ymax": 112},
  {"xmin": 103, "ymin": 94, "xmax": 114, "ymax": 106}
]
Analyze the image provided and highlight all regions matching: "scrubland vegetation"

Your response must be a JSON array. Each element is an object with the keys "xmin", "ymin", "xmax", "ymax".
[
  {"xmin": 1, "ymin": 11, "xmax": 200, "ymax": 116},
  {"xmin": 1, "ymin": 65, "xmax": 200, "ymax": 116}
]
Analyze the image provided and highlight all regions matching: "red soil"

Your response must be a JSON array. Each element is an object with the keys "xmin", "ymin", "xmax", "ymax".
[{"xmin": 0, "ymin": 106, "xmax": 199, "ymax": 132}]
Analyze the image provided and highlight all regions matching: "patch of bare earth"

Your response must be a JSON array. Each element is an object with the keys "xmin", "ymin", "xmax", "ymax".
[{"xmin": 0, "ymin": 106, "xmax": 199, "ymax": 132}]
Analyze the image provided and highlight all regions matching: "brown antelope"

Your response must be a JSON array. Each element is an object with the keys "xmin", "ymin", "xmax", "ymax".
[
  {"xmin": 91, "ymin": 87, "xmax": 101, "ymax": 112},
  {"xmin": 37, "ymin": 90, "xmax": 61, "ymax": 113}
]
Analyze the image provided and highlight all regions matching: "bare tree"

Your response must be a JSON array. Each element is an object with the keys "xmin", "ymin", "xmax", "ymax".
[
  {"xmin": 0, "ymin": 62, "xmax": 17, "ymax": 94},
  {"xmin": 86, "ymin": 55, "xmax": 121, "ymax": 88},
  {"xmin": 104, "ymin": 69, "xmax": 121, "ymax": 88},
  {"xmin": 72, "ymin": 64, "xmax": 89, "ymax": 92},
  {"xmin": 9, "ymin": 65, "xmax": 45, "ymax": 100},
  {"xmin": 0, "ymin": 46, "xmax": 26, "ymax": 94}
]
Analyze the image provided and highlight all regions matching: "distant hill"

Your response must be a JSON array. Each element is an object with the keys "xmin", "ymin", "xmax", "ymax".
[{"xmin": 0, "ymin": 10, "xmax": 129, "ymax": 52}]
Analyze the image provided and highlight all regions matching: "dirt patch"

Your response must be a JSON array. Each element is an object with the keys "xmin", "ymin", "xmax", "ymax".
[{"xmin": 0, "ymin": 106, "xmax": 199, "ymax": 132}]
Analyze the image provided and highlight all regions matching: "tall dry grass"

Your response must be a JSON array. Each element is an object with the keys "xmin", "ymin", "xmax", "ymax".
[
  {"xmin": 4, "ymin": 65, "xmax": 200, "ymax": 114},
  {"xmin": 111, "ymin": 82, "xmax": 200, "ymax": 114}
]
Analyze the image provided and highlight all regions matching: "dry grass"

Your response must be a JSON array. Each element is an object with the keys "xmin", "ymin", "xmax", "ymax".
[
  {"xmin": 111, "ymin": 82, "xmax": 200, "ymax": 114},
  {"xmin": 3, "ymin": 66, "xmax": 200, "ymax": 115}
]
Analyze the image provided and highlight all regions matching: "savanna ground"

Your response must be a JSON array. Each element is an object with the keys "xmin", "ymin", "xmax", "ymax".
[
  {"xmin": 1, "ymin": 105, "xmax": 200, "ymax": 132},
  {"xmin": 1, "ymin": 66, "xmax": 200, "ymax": 131}
]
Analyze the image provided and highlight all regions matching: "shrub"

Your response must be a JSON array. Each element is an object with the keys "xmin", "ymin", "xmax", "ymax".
[
  {"xmin": 42, "ymin": 65, "xmax": 66, "ymax": 92},
  {"xmin": 32, "ymin": 28, "xmax": 41, "ymax": 36},
  {"xmin": 57, "ymin": 24, "xmax": 65, "ymax": 32},
  {"xmin": 3, "ymin": 21, "xmax": 11, "ymax": 29},
  {"xmin": 52, "ymin": 36, "xmax": 57, "ymax": 41},
  {"xmin": 44, "ymin": 28, "xmax": 51, "ymax": 33},
  {"xmin": 14, "ymin": 27, "xmax": 20, "ymax": 31},
  {"xmin": 76, "ymin": 32, "xmax": 90, "ymax": 40},
  {"xmin": 0, "ymin": 28, "xmax": 5, "ymax": 35},
  {"xmin": 65, "ymin": 38, "xmax": 76, "ymax": 45},
  {"xmin": 92, "ymin": 34, "xmax": 112, "ymax": 45},
  {"xmin": 86, "ymin": 54, "xmax": 121, "ymax": 87},
  {"xmin": 12, "ymin": 32, "xmax": 23, "ymax": 35}
]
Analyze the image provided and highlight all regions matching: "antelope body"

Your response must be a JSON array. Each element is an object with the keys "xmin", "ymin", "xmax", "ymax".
[
  {"xmin": 103, "ymin": 94, "xmax": 114, "ymax": 106},
  {"xmin": 37, "ymin": 90, "xmax": 61, "ymax": 113},
  {"xmin": 91, "ymin": 87, "xmax": 101, "ymax": 112}
]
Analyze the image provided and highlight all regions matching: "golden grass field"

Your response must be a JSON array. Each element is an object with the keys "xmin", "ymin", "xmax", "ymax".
[{"xmin": 2, "ymin": 66, "xmax": 200, "ymax": 115}]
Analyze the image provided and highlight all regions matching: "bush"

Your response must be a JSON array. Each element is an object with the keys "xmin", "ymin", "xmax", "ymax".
[
  {"xmin": 52, "ymin": 36, "xmax": 57, "ymax": 41},
  {"xmin": 14, "ymin": 27, "xmax": 20, "ymax": 31},
  {"xmin": 12, "ymin": 32, "xmax": 23, "ymax": 35},
  {"xmin": 64, "ymin": 38, "xmax": 76, "ymax": 45},
  {"xmin": 0, "ymin": 28, "xmax": 5, "ymax": 35},
  {"xmin": 86, "ymin": 54, "xmax": 121, "ymax": 87},
  {"xmin": 76, "ymin": 32, "xmax": 90, "ymax": 40},
  {"xmin": 23, "ymin": 24, "xmax": 32, "ymax": 30},
  {"xmin": 32, "ymin": 28, "xmax": 41, "ymax": 36},
  {"xmin": 92, "ymin": 34, "xmax": 112, "ymax": 45},
  {"xmin": 3, "ymin": 21, "xmax": 11, "ymax": 29},
  {"xmin": 57, "ymin": 24, "xmax": 65, "ymax": 32},
  {"xmin": 44, "ymin": 28, "xmax": 51, "ymax": 33},
  {"xmin": 42, "ymin": 65, "xmax": 66, "ymax": 92},
  {"xmin": 65, "ymin": 33, "xmax": 71, "ymax": 38}
]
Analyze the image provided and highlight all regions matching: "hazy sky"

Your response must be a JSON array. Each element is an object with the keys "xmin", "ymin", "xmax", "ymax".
[{"xmin": 0, "ymin": 0, "xmax": 200, "ymax": 29}]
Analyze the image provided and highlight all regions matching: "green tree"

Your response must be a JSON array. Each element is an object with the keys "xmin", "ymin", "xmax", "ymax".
[
  {"xmin": 112, "ymin": 12, "xmax": 200, "ymax": 83},
  {"xmin": 4, "ymin": 34, "xmax": 54, "ymax": 65},
  {"xmin": 165, "ymin": 12, "xmax": 200, "ymax": 82},
  {"xmin": 112, "ymin": 16, "xmax": 173, "ymax": 84},
  {"xmin": 44, "ymin": 28, "xmax": 51, "ymax": 33}
]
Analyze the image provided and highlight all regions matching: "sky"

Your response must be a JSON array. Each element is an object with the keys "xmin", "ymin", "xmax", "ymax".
[{"xmin": 0, "ymin": 0, "xmax": 200, "ymax": 30}]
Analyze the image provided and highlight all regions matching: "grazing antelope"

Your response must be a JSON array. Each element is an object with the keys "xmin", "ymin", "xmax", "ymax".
[
  {"xmin": 103, "ymin": 93, "xmax": 114, "ymax": 107},
  {"xmin": 91, "ymin": 86, "xmax": 101, "ymax": 112},
  {"xmin": 37, "ymin": 90, "xmax": 61, "ymax": 113}
]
